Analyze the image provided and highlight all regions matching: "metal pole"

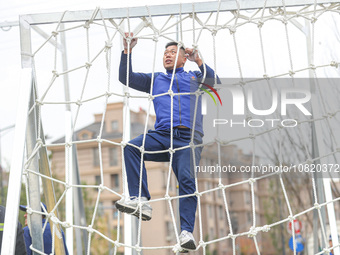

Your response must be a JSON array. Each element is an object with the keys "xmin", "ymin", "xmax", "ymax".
[
  {"xmin": 72, "ymin": 146, "xmax": 88, "ymax": 254},
  {"xmin": 304, "ymin": 18, "xmax": 339, "ymax": 255},
  {"xmin": 289, "ymin": 16, "xmax": 331, "ymax": 254},
  {"xmin": 60, "ymin": 23, "xmax": 71, "ymax": 111},
  {"xmin": 309, "ymin": 78, "xmax": 339, "ymax": 255},
  {"xmin": 304, "ymin": 19, "xmax": 327, "ymax": 254},
  {"xmin": 26, "ymin": 80, "xmax": 44, "ymax": 255},
  {"xmin": 16, "ymin": 15, "xmax": 44, "ymax": 255},
  {"xmin": 17, "ymin": 0, "xmax": 339, "ymax": 27},
  {"xmin": 65, "ymin": 111, "xmax": 74, "ymax": 253},
  {"xmin": 312, "ymin": 122, "xmax": 325, "ymax": 253},
  {"xmin": 19, "ymin": 16, "xmax": 32, "ymax": 69},
  {"xmin": 1, "ymin": 69, "xmax": 34, "ymax": 254},
  {"xmin": 59, "ymin": 22, "xmax": 87, "ymax": 254},
  {"xmin": 60, "ymin": 22, "xmax": 91, "ymax": 254},
  {"xmin": 276, "ymin": 178, "xmax": 286, "ymax": 255}
]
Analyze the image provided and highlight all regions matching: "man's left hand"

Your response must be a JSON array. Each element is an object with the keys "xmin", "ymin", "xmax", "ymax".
[{"xmin": 185, "ymin": 48, "xmax": 203, "ymax": 66}]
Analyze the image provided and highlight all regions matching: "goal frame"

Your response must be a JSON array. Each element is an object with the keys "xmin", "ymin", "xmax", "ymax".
[{"xmin": 3, "ymin": 1, "xmax": 340, "ymax": 254}]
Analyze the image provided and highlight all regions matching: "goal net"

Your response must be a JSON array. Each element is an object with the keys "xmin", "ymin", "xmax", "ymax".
[{"xmin": 3, "ymin": 1, "xmax": 340, "ymax": 255}]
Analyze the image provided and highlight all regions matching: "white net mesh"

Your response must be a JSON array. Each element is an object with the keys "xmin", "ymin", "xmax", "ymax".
[{"xmin": 17, "ymin": 1, "xmax": 340, "ymax": 255}]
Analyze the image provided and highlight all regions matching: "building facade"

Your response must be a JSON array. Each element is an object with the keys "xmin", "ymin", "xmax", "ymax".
[{"xmin": 49, "ymin": 102, "xmax": 274, "ymax": 255}]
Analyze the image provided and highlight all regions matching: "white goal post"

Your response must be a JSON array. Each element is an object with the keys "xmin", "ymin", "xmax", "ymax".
[{"xmin": 3, "ymin": 1, "xmax": 340, "ymax": 255}]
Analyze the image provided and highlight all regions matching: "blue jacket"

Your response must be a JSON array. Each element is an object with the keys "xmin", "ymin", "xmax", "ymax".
[
  {"xmin": 119, "ymin": 51, "xmax": 219, "ymax": 135},
  {"xmin": 0, "ymin": 205, "xmax": 27, "ymax": 255},
  {"xmin": 23, "ymin": 219, "xmax": 68, "ymax": 255}
]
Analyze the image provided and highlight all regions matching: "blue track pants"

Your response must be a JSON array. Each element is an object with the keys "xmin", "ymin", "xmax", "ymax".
[{"xmin": 124, "ymin": 128, "xmax": 203, "ymax": 232}]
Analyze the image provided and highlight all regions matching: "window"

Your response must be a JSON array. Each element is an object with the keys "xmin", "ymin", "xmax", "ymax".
[
  {"xmin": 257, "ymin": 214, "xmax": 261, "ymax": 225},
  {"xmin": 111, "ymin": 174, "xmax": 120, "ymax": 191},
  {"xmin": 247, "ymin": 212, "xmax": 252, "ymax": 224},
  {"xmin": 82, "ymin": 133, "xmax": 89, "ymax": 139},
  {"xmin": 166, "ymin": 221, "xmax": 173, "ymax": 239},
  {"xmin": 206, "ymin": 182, "xmax": 211, "ymax": 195},
  {"xmin": 111, "ymin": 120, "xmax": 118, "ymax": 131},
  {"xmin": 245, "ymin": 191, "xmax": 250, "ymax": 205},
  {"xmin": 95, "ymin": 175, "xmax": 101, "ymax": 185},
  {"xmin": 210, "ymin": 228, "xmax": 214, "ymax": 239},
  {"xmin": 219, "ymin": 205, "xmax": 224, "ymax": 220},
  {"xmin": 230, "ymin": 212, "xmax": 239, "ymax": 233},
  {"xmin": 208, "ymin": 205, "xmax": 213, "ymax": 218},
  {"xmin": 218, "ymin": 189, "xmax": 222, "ymax": 198},
  {"xmin": 109, "ymin": 147, "xmax": 118, "ymax": 166},
  {"xmin": 93, "ymin": 147, "xmax": 99, "ymax": 166},
  {"xmin": 164, "ymin": 201, "xmax": 169, "ymax": 215}
]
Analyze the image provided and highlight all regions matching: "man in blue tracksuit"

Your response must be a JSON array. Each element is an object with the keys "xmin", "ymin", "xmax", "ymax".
[
  {"xmin": 116, "ymin": 33, "xmax": 219, "ymax": 251},
  {"xmin": 0, "ymin": 205, "xmax": 27, "ymax": 254},
  {"xmin": 19, "ymin": 203, "xmax": 69, "ymax": 255}
]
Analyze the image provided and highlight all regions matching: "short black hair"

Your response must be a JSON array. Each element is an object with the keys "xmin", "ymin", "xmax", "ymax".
[{"xmin": 165, "ymin": 41, "xmax": 185, "ymax": 51}]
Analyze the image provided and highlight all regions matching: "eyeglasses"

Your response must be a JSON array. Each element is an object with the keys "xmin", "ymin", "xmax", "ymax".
[{"xmin": 164, "ymin": 50, "xmax": 177, "ymax": 56}]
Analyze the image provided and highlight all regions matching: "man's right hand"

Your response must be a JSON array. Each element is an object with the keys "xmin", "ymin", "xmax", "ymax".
[{"xmin": 123, "ymin": 32, "xmax": 138, "ymax": 54}]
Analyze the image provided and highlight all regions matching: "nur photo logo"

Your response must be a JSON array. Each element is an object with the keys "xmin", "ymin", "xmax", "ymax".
[
  {"xmin": 199, "ymin": 82, "xmax": 222, "ymax": 106},
  {"xmin": 202, "ymin": 79, "xmax": 313, "ymax": 128}
]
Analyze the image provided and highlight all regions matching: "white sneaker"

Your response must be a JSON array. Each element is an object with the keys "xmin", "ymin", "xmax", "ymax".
[
  {"xmin": 115, "ymin": 197, "xmax": 152, "ymax": 221},
  {"xmin": 179, "ymin": 230, "xmax": 196, "ymax": 251}
]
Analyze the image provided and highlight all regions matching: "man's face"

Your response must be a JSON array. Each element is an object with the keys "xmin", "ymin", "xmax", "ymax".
[
  {"xmin": 24, "ymin": 213, "xmax": 28, "ymax": 226},
  {"xmin": 163, "ymin": 45, "xmax": 186, "ymax": 70}
]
